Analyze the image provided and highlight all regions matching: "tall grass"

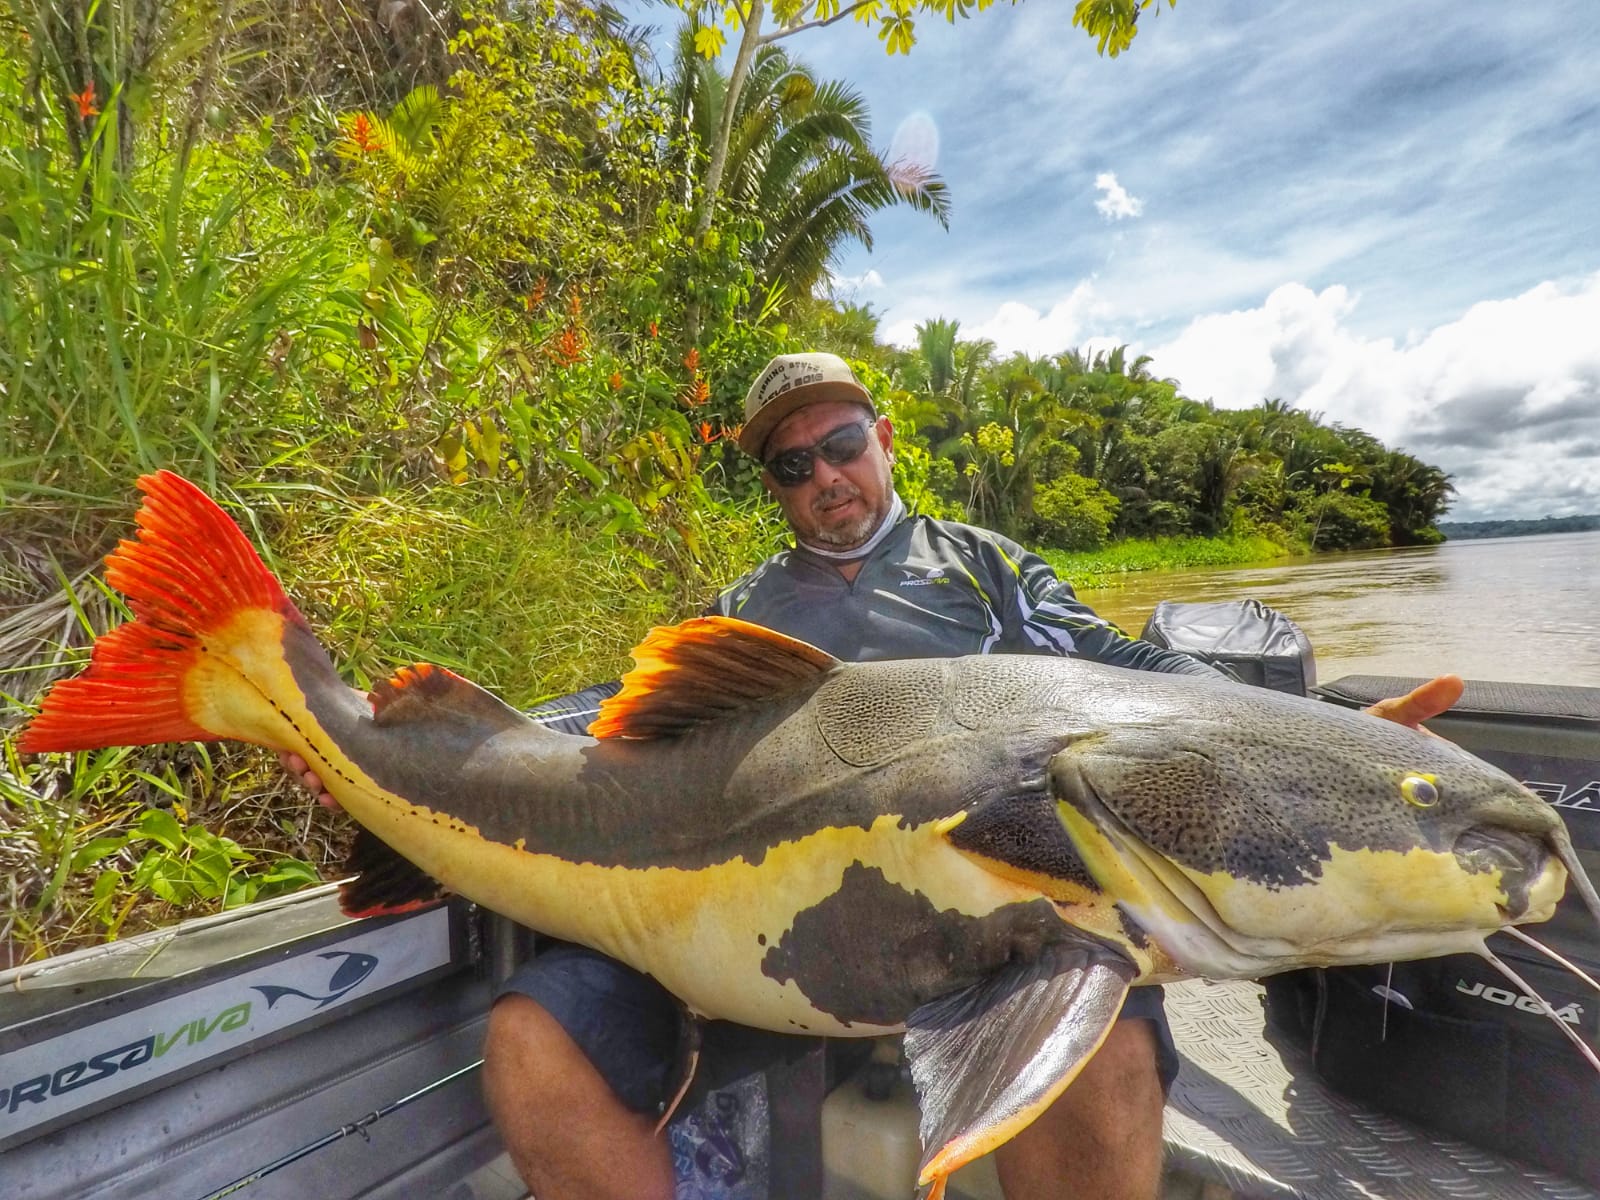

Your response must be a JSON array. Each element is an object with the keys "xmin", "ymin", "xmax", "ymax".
[{"xmin": 0, "ymin": 108, "xmax": 357, "ymax": 505}]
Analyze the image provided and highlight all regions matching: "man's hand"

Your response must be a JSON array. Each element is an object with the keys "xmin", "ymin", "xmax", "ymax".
[
  {"xmin": 1363, "ymin": 674, "xmax": 1464, "ymax": 735},
  {"xmin": 278, "ymin": 750, "xmax": 340, "ymax": 809}
]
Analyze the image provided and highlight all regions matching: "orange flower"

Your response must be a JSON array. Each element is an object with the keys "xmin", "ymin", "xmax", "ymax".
[
  {"xmin": 568, "ymin": 290, "xmax": 583, "ymax": 317},
  {"xmin": 349, "ymin": 112, "xmax": 381, "ymax": 154},
  {"xmin": 547, "ymin": 325, "xmax": 585, "ymax": 367},
  {"xmin": 609, "ymin": 371, "xmax": 623, "ymax": 392},
  {"xmin": 698, "ymin": 421, "xmax": 717, "ymax": 443},
  {"xmin": 648, "ymin": 321, "xmax": 658, "ymax": 338},
  {"xmin": 525, "ymin": 277, "xmax": 548, "ymax": 311},
  {"xmin": 683, "ymin": 347, "xmax": 700, "ymax": 373},
  {"xmin": 72, "ymin": 81, "xmax": 98, "ymax": 120},
  {"xmin": 682, "ymin": 376, "xmax": 711, "ymax": 407}
]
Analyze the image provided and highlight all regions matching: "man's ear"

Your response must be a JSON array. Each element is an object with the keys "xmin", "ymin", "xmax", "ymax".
[{"xmin": 877, "ymin": 416, "xmax": 895, "ymax": 455}]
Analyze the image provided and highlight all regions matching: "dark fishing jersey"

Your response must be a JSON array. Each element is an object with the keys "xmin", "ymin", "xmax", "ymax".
[{"xmin": 710, "ymin": 513, "xmax": 1220, "ymax": 677}]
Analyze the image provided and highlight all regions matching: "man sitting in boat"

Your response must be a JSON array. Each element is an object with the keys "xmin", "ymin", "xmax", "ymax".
[{"xmin": 282, "ymin": 351, "xmax": 1459, "ymax": 1200}]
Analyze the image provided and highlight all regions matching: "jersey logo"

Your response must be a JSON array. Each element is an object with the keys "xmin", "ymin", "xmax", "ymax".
[{"xmin": 898, "ymin": 567, "xmax": 950, "ymax": 588}]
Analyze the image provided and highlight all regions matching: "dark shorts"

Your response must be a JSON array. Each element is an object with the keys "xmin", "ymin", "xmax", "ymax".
[{"xmin": 496, "ymin": 942, "xmax": 1180, "ymax": 1116}]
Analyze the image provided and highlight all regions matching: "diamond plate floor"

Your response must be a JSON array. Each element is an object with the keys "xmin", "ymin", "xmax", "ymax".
[{"xmin": 1163, "ymin": 978, "xmax": 1598, "ymax": 1200}]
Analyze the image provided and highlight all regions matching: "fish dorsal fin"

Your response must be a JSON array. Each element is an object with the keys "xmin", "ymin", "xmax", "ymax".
[
  {"xmin": 906, "ymin": 938, "xmax": 1135, "ymax": 1195},
  {"xmin": 369, "ymin": 663, "xmax": 531, "ymax": 733},
  {"xmin": 590, "ymin": 616, "xmax": 839, "ymax": 740}
]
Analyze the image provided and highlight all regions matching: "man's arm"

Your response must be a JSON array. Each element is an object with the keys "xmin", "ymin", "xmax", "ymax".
[{"xmin": 997, "ymin": 539, "xmax": 1223, "ymax": 678}]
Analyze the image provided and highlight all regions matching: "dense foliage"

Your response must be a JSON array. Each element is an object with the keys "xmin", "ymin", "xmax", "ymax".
[
  {"xmin": 0, "ymin": 0, "xmax": 1452, "ymax": 959},
  {"xmin": 881, "ymin": 336, "xmax": 1455, "ymax": 552},
  {"xmin": 1438, "ymin": 515, "xmax": 1600, "ymax": 540}
]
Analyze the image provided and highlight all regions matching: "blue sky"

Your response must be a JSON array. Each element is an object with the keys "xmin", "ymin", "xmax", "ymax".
[{"xmin": 740, "ymin": 0, "xmax": 1600, "ymax": 522}]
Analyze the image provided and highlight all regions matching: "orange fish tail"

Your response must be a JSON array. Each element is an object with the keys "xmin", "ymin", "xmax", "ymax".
[{"xmin": 19, "ymin": 471, "xmax": 310, "ymax": 754}]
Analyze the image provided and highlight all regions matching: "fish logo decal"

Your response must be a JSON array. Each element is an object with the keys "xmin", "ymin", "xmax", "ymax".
[{"xmin": 252, "ymin": 951, "xmax": 378, "ymax": 1010}]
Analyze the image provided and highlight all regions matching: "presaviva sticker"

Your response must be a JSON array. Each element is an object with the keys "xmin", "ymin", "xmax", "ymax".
[{"xmin": 0, "ymin": 906, "xmax": 452, "ymax": 1146}]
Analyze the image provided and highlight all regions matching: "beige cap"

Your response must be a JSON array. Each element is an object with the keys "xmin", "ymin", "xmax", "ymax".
[{"xmin": 738, "ymin": 352, "xmax": 874, "ymax": 458}]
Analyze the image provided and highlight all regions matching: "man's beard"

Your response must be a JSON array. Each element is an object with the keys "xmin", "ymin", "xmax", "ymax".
[{"xmin": 805, "ymin": 484, "xmax": 881, "ymax": 548}]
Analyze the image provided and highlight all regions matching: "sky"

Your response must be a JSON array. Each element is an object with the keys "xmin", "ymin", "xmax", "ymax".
[{"xmin": 747, "ymin": 0, "xmax": 1600, "ymax": 522}]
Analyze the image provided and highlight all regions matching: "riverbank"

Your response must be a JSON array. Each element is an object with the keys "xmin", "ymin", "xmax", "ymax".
[{"xmin": 1044, "ymin": 531, "xmax": 1293, "ymax": 591}]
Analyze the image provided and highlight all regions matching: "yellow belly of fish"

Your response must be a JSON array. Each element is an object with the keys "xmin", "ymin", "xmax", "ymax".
[{"xmin": 366, "ymin": 804, "xmax": 1048, "ymax": 1035}]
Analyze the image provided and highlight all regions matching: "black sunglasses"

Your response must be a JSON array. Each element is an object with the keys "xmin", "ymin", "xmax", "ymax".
[{"xmin": 763, "ymin": 418, "xmax": 876, "ymax": 488}]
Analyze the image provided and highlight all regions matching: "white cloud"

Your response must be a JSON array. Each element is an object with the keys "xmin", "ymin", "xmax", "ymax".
[
  {"xmin": 821, "ymin": 268, "xmax": 886, "ymax": 298},
  {"xmin": 1093, "ymin": 172, "xmax": 1144, "ymax": 221},
  {"xmin": 967, "ymin": 282, "xmax": 1109, "ymax": 358},
  {"xmin": 1145, "ymin": 273, "xmax": 1600, "ymax": 520}
]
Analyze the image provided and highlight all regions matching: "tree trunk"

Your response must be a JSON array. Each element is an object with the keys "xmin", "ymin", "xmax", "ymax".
[{"xmin": 693, "ymin": 0, "xmax": 766, "ymax": 239}]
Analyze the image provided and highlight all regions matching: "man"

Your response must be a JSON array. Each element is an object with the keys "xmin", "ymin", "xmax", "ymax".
[{"xmin": 283, "ymin": 351, "xmax": 1461, "ymax": 1199}]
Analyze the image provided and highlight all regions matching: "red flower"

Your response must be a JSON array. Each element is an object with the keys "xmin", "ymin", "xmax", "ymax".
[
  {"xmin": 72, "ymin": 81, "xmax": 98, "ymax": 120},
  {"xmin": 609, "ymin": 371, "xmax": 623, "ymax": 392},
  {"xmin": 648, "ymin": 321, "xmax": 658, "ymax": 338},
  {"xmin": 683, "ymin": 347, "xmax": 700, "ymax": 373},
  {"xmin": 348, "ymin": 112, "xmax": 381, "ymax": 154}
]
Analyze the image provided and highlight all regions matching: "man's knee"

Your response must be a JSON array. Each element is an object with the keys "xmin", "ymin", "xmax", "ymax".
[
  {"xmin": 483, "ymin": 992, "xmax": 673, "ymax": 1200},
  {"xmin": 484, "ymin": 993, "xmax": 567, "ymax": 1093},
  {"xmin": 1073, "ymin": 1018, "xmax": 1165, "ymax": 1117}
]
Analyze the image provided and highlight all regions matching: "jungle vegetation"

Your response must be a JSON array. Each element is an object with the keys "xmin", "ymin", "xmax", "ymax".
[{"xmin": 0, "ymin": 0, "xmax": 1452, "ymax": 959}]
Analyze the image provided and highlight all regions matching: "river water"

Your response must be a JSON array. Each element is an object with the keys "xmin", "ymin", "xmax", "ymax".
[{"xmin": 1075, "ymin": 530, "xmax": 1600, "ymax": 688}]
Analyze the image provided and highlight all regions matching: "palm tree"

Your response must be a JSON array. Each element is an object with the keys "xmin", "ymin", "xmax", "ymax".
[
  {"xmin": 672, "ymin": 33, "xmax": 951, "ymax": 308},
  {"xmin": 1369, "ymin": 451, "xmax": 1456, "ymax": 542}
]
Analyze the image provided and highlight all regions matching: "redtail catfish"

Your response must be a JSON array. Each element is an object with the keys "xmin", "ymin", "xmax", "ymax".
[{"xmin": 19, "ymin": 472, "xmax": 1600, "ymax": 1197}]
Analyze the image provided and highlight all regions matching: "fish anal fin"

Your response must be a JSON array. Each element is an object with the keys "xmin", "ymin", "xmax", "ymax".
[
  {"xmin": 906, "ymin": 939, "xmax": 1135, "ymax": 1190},
  {"xmin": 590, "ymin": 616, "xmax": 839, "ymax": 740},
  {"xmin": 369, "ymin": 663, "xmax": 530, "ymax": 733},
  {"xmin": 338, "ymin": 826, "xmax": 449, "ymax": 917}
]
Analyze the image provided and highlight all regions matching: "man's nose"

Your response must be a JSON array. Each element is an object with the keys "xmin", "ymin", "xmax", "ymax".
[{"xmin": 810, "ymin": 455, "xmax": 849, "ymax": 488}]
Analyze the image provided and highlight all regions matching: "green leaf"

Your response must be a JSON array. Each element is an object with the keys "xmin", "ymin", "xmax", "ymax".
[
  {"xmin": 72, "ymin": 836, "xmax": 129, "ymax": 874},
  {"xmin": 92, "ymin": 869, "xmax": 122, "ymax": 908},
  {"xmin": 136, "ymin": 808, "xmax": 185, "ymax": 852},
  {"xmin": 148, "ymin": 865, "xmax": 191, "ymax": 904}
]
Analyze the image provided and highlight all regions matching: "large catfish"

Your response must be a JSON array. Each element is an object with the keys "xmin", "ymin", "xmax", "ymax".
[{"xmin": 19, "ymin": 472, "xmax": 1600, "ymax": 1197}]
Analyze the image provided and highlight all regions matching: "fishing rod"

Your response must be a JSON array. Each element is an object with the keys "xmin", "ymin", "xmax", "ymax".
[{"xmin": 193, "ymin": 1058, "xmax": 485, "ymax": 1200}]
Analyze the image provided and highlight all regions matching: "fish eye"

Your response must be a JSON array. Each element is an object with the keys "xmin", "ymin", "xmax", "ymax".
[{"xmin": 1400, "ymin": 773, "xmax": 1440, "ymax": 808}]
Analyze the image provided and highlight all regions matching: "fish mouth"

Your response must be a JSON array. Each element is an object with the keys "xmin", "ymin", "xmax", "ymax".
[{"xmin": 1452, "ymin": 826, "xmax": 1560, "ymax": 924}]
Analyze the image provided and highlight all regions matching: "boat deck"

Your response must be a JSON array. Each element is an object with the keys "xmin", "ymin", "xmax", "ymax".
[{"xmin": 1163, "ymin": 977, "xmax": 1598, "ymax": 1199}]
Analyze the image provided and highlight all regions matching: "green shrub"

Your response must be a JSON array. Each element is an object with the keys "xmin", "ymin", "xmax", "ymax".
[
  {"xmin": 1030, "ymin": 473, "xmax": 1121, "ymax": 551},
  {"xmin": 1297, "ymin": 491, "xmax": 1392, "ymax": 551}
]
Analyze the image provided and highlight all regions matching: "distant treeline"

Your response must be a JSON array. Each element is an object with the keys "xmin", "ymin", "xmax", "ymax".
[{"xmin": 1439, "ymin": 515, "xmax": 1600, "ymax": 540}]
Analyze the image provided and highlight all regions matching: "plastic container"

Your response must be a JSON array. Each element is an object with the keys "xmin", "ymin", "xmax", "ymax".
[{"xmin": 820, "ymin": 1046, "xmax": 1002, "ymax": 1200}]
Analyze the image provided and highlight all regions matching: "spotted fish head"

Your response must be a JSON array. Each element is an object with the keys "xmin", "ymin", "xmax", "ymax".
[{"xmin": 1043, "ymin": 677, "xmax": 1585, "ymax": 979}]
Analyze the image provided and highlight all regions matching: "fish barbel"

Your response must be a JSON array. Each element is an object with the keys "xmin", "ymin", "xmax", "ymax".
[{"xmin": 19, "ymin": 472, "xmax": 1600, "ymax": 1197}]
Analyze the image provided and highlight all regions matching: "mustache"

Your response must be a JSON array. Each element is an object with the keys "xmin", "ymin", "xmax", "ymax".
[{"xmin": 812, "ymin": 483, "xmax": 862, "ymax": 513}]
